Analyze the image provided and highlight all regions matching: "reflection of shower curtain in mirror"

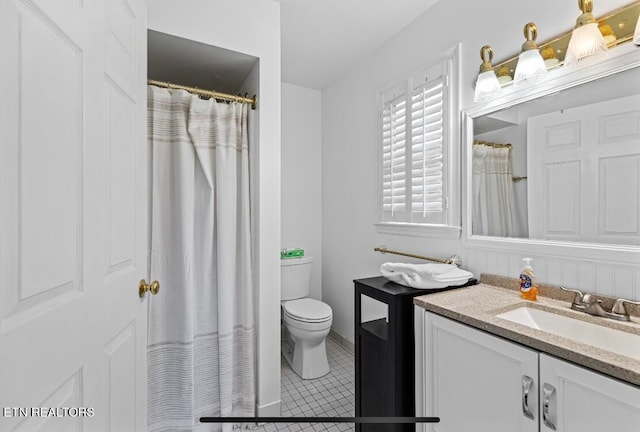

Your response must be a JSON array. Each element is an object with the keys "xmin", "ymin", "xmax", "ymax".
[
  {"xmin": 147, "ymin": 86, "xmax": 254, "ymax": 432},
  {"xmin": 472, "ymin": 144, "xmax": 517, "ymax": 237}
]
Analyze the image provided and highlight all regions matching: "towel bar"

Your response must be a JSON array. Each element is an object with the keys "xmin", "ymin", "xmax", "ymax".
[{"xmin": 374, "ymin": 245, "xmax": 461, "ymax": 266}]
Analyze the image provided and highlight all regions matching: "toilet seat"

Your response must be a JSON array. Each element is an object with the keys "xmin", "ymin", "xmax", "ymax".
[{"xmin": 283, "ymin": 298, "xmax": 332, "ymax": 323}]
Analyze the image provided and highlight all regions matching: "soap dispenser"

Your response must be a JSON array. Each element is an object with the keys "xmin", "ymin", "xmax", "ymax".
[{"xmin": 519, "ymin": 257, "xmax": 538, "ymax": 301}]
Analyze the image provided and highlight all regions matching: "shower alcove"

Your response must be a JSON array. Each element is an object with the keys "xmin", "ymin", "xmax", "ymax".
[{"xmin": 146, "ymin": 28, "xmax": 281, "ymax": 418}]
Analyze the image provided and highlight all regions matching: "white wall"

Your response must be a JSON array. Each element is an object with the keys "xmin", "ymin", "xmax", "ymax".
[
  {"xmin": 321, "ymin": 0, "xmax": 639, "ymax": 342},
  {"xmin": 147, "ymin": 0, "xmax": 282, "ymax": 416},
  {"xmin": 281, "ymin": 83, "xmax": 323, "ymax": 300}
]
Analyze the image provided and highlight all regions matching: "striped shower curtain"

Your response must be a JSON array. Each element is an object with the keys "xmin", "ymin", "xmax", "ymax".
[
  {"xmin": 472, "ymin": 144, "xmax": 517, "ymax": 237},
  {"xmin": 147, "ymin": 86, "xmax": 255, "ymax": 432}
]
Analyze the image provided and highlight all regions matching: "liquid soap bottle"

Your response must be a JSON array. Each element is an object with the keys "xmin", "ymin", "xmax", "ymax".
[{"xmin": 519, "ymin": 257, "xmax": 538, "ymax": 301}]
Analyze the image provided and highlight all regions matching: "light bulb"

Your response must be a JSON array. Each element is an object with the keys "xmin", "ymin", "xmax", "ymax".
[
  {"xmin": 474, "ymin": 70, "xmax": 501, "ymax": 102},
  {"xmin": 565, "ymin": 22, "xmax": 608, "ymax": 67},
  {"xmin": 514, "ymin": 50, "xmax": 548, "ymax": 87},
  {"xmin": 634, "ymin": 13, "xmax": 640, "ymax": 45},
  {"xmin": 473, "ymin": 45, "xmax": 501, "ymax": 103},
  {"xmin": 513, "ymin": 22, "xmax": 548, "ymax": 88},
  {"xmin": 564, "ymin": 0, "xmax": 608, "ymax": 68},
  {"xmin": 497, "ymin": 66, "xmax": 513, "ymax": 85}
]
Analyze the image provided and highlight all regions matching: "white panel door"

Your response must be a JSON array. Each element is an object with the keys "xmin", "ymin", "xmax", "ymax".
[
  {"xmin": 539, "ymin": 354, "xmax": 640, "ymax": 432},
  {"xmin": 423, "ymin": 313, "xmax": 539, "ymax": 432},
  {"xmin": 528, "ymin": 94, "xmax": 640, "ymax": 244},
  {"xmin": 0, "ymin": 1, "xmax": 148, "ymax": 431}
]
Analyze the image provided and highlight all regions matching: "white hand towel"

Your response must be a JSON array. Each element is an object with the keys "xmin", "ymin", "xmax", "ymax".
[{"xmin": 380, "ymin": 262, "xmax": 474, "ymax": 289}]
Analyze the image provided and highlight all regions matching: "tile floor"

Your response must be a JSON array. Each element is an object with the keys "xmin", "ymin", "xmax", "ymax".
[{"xmin": 252, "ymin": 336, "xmax": 355, "ymax": 432}]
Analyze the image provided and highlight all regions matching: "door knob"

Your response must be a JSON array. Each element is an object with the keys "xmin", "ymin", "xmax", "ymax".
[{"xmin": 139, "ymin": 279, "xmax": 160, "ymax": 298}]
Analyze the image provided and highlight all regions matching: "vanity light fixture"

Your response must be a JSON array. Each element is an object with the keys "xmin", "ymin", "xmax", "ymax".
[
  {"xmin": 471, "ymin": 2, "xmax": 639, "ymax": 105},
  {"xmin": 513, "ymin": 22, "xmax": 548, "ymax": 87},
  {"xmin": 474, "ymin": 45, "xmax": 502, "ymax": 102},
  {"xmin": 564, "ymin": 0, "xmax": 608, "ymax": 67}
]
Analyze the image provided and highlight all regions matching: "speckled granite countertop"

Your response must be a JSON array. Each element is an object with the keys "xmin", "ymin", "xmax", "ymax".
[{"xmin": 413, "ymin": 276, "xmax": 640, "ymax": 387}]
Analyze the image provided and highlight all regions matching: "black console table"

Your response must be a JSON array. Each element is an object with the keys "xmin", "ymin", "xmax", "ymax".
[{"xmin": 354, "ymin": 276, "xmax": 476, "ymax": 432}]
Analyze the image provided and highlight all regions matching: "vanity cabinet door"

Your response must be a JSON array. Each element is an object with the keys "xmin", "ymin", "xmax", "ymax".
[
  {"xmin": 539, "ymin": 354, "xmax": 640, "ymax": 432},
  {"xmin": 423, "ymin": 313, "xmax": 539, "ymax": 432}
]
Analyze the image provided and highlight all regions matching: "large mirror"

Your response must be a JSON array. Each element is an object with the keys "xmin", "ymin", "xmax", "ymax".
[{"xmin": 470, "ymin": 64, "xmax": 640, "ymax": 246}]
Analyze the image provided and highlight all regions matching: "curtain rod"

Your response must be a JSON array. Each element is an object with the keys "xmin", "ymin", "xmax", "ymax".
[
  {"xmin": 473, "ymin": 140, "xmax": 512, "ymax": 149},
  {"xmin": 473, "ymin": 140, "xmax": 525, "ymax": 181},
  {"xmin": 148, "ymin": 79, "xmax": 257, "ymax": 109}
]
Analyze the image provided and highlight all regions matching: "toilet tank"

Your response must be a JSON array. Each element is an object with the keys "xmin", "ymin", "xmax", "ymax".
[{"xmin": 281, "ymin": 256, "xmax": 313, "ymax": 300}]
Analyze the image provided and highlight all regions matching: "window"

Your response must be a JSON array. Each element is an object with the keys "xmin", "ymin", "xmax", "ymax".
[
  {"xmin": 379, "ymin": 55, "xmax": 459, "ymax": 237},
  {"xmin": 381, "ymin": 93, "xmax": 408, "ymax": 217}
]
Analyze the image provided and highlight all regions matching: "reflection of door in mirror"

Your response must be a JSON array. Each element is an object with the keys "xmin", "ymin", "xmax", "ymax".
[{"xmin": 528, "ymin": 94, "xmax": 640, "ymax": 245}]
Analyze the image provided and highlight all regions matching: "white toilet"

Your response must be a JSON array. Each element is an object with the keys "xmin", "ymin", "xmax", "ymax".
[{"xmin": 281, "ymin": 256, "xmax": 333, "ymax": 379}]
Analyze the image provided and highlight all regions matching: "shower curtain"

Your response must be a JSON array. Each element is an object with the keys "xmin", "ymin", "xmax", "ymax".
[
  {"xmin": 147, "ymin": 86, "xmax": 254, "ymax": 432},
  {"xmin": 472, "ymin": 144, "xmax": 516, "ymax": 237}
]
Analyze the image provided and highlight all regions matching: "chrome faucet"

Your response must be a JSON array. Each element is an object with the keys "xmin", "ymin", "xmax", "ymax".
[
  {"xmin": 559, "ymin": 287, "xmax": 639, "ymax": 322},
  {"xmin": 560, "ymin": 287, "xmax": 608, "ymax": 317},
  {"xmin": 610, "ymin": 298, "xmax": 640, "ymax": 322}
]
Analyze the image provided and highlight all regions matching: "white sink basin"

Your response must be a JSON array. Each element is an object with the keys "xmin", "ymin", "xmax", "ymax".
[{"xmin": 496, "ymin": 306, "xmax": 640, "ymax": 361}]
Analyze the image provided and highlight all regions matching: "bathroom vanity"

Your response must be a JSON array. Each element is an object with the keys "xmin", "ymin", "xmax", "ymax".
[
  {"xmin": 430, "ymin": 42, "xmax": 640, "ymax": 431},
  {"xmin": 413, "ymin": 279, "xmax": 640, "ymax": 432}
]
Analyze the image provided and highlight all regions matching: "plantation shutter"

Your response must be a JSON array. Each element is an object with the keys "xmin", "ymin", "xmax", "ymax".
[
  {"xmin": 379, "ymin": 59, "xmax": 449, "ymax": 225},
  {"xmin": 410, "ymin": 78, "xmax": 446, "ymax": 224},
  {"xmin": 381, "ymin": 94, "xmax": 407, "ymax": 219}
]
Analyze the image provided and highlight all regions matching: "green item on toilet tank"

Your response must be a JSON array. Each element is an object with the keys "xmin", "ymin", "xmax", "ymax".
[{"xmin": 280, "ymin": 248, "xmax": 304, "ymax": 259}]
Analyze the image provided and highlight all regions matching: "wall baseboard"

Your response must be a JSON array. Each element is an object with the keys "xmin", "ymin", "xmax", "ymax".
[
  {"xmin": 256, "ymin": 399, "xmax": 281, "ymax": 417},
  {"xmin": 329, "ymin": 329, "xmax": 354, "ymax": 354}
]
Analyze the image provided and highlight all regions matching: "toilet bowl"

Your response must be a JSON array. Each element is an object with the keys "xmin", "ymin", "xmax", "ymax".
[
  {"xmin": 282, "ymin": 298, "xmax": 332, "ymax": 378},
  {"xmin": 281, "ymin": 257, "xmax": 333, "ymax": 379}
]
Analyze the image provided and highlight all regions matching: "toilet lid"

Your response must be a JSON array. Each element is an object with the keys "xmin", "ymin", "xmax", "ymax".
[{"xmin": 283, "ymin": 298, "xmax": 332, "ymax": 322}]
